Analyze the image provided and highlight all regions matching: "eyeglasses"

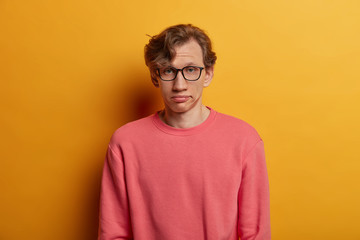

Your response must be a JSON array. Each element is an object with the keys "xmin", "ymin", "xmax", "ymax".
[{"xmin": 157, "ymin": 66, "xmax": 204, "ymax": 81}]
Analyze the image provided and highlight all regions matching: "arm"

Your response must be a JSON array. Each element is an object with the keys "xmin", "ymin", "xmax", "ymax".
[
  {"xmin": 98, "ymin": 145, "xmax": 133, "ymax": 240},
  {"xmin": 238, "ymin": 140, "xmax": 271, "ymax": 240}
]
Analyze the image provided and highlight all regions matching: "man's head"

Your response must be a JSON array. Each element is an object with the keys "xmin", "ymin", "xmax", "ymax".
[
  {"xmin": 144, "ymin": 24, "xmax": 217, "ymax": 86},
  {"xmin": 144, "ymin": 24, "xmax": 217, "ymax": 115}
]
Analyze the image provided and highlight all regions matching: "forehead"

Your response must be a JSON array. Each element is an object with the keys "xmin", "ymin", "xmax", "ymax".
[{"xmin": 171, "ymin": 39, "xmax": 204, "ymax": 66}]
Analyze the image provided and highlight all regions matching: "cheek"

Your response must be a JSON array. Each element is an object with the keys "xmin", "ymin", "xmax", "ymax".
[
  {"xmin": 159, "ymin": 84, "xmax": 171, "ymax": 97},
  {"xmin": 192, "ymin": 83, "xmax": 205, "ymax": 94}
]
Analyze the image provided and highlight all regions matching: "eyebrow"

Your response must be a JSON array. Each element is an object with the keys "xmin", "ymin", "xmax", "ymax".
[
  {"xmin": 183, "ymin": 62, "xmax": 197, "ymax": 66},
  {"xmin": 168, "ymin": 62, "xmax": 201, "ymax": 68}
]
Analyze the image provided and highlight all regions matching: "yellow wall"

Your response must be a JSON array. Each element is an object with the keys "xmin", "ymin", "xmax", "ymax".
[{"xmin": 1, "ymin": 1, "xmax": 359, "ymax": 239}]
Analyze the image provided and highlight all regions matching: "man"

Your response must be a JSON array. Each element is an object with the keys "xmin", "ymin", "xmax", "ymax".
[{"xmin": 98, "ymin": 24, "xmax": 271, "ymax": 240}]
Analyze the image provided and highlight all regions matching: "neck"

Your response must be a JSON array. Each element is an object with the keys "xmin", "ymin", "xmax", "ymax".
[{"xmin": 160, "ymin": 105, "xmax": 210, "ymax": 129}]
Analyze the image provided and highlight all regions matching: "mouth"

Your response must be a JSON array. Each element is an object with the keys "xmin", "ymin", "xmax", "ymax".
[{"xmin": 171, "ymin": 95, "xmax": 191, "ymax": 103}]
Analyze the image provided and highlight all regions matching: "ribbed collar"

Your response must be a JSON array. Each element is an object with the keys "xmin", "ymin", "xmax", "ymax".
[{"xmin": 152, "ymin": 107, "xmax": 217, "ymax": 136}]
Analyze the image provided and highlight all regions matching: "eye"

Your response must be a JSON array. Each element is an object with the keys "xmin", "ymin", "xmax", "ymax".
[
  {"xmin": 185, "ymin": 66, "xmax": 198, "ymax": 73},
  {"xmin": 162, "ymin": 67, "xmax": 175, "ymax": 75}
]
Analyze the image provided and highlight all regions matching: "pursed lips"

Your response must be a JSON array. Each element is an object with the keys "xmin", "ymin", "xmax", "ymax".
[{"xmin": 171, "ymin": 95, "xmax": 191, "ymax": 103}]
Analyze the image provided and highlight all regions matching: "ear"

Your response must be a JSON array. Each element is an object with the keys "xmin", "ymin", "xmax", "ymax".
[{"xmin": 203, "ymin": 66, "xmax": 214, "ymax": 87}]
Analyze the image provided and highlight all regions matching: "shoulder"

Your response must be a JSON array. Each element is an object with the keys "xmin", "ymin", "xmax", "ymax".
[
  {"xmin": 213, "ymin": 110, "xmax": 264, "ymax": 161},
  {"xmin": 214, "ymin": 111, "xmax": 262, "ymax": 142},
  {"xmin": 108, "ymin": 114, "xmax": 156, "ymax": 147}
]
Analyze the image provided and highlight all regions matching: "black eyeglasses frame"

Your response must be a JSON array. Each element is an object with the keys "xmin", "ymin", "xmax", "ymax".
[{"xmin": 157, "ymin": 66, "xmax": 205, "ymax": 81}]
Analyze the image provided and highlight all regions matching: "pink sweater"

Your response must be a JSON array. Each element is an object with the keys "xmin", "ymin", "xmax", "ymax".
[{"xmin": 98, "ymin": 108, "xmax": 271, "ymax": 240}]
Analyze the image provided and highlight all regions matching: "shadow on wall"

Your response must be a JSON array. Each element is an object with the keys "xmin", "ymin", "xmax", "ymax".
[
  {"xmin": 79, "ymin": 160, "xmax": 103, "ymax": 240},
  {"xmin": 122, "ymin": 74, "xmax": 163, "ymax": 122},
  {"xmin": 82, "ymin": 71, "xmax": 162, "ymax": 240}
]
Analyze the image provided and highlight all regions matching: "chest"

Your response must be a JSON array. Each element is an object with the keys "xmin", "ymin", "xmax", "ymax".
[{"xmin": 123, "ymin": 136, "xmax": 243, "ymax": 196}]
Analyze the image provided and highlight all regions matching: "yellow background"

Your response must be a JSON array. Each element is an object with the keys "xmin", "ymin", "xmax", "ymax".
[{"xmin": 1, "ymin": 0, "xmax": 359, "ymax": 239}]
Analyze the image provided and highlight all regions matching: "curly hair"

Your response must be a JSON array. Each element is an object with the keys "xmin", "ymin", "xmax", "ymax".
[{"xmin": 144, "ymin": 24, "xmax": 217, "ymax": 83}]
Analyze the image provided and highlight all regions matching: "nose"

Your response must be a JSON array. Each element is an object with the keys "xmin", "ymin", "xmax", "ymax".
[{"xmin": 172, "ymin": 71, "xmax": 188, "ymax": 91}]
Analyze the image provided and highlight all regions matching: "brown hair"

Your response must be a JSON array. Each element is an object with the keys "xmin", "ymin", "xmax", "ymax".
[{"xmin": 144, "ymin": 24, "xmax": 217, "ymax": 83}]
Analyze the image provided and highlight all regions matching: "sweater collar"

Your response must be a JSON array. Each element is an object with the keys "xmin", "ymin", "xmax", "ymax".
[{"xmin": 152, "ymin": 106, "xmax": 217, "ymax": 136}]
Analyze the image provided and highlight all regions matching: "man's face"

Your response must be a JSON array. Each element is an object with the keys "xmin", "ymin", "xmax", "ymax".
[{"xmin": 156, "ymin": 39, "xmax": 213, "ymax": 114}]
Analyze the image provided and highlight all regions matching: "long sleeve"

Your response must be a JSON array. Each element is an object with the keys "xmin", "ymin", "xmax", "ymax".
[
  {"xmin": 98, "ymin": 145, "xmax": 133, "ymax": 240},
  {"xmin": 238, "ymin": 140, "xmax": 271, "ymax": 240}
]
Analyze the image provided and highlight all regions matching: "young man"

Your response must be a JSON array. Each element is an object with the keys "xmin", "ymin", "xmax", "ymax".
[{"xmin": 98, "ymin": 24, "xmax": 271, "ymax": 240}]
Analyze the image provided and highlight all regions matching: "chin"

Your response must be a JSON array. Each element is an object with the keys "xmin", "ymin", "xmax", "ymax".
[
  {"xmin": 166, "ymin": 103, "xmax": 196, "ymax": 114},
  {"xmin": 168, "ymin": 106, "xmax": 189, "ymax": 114}
]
